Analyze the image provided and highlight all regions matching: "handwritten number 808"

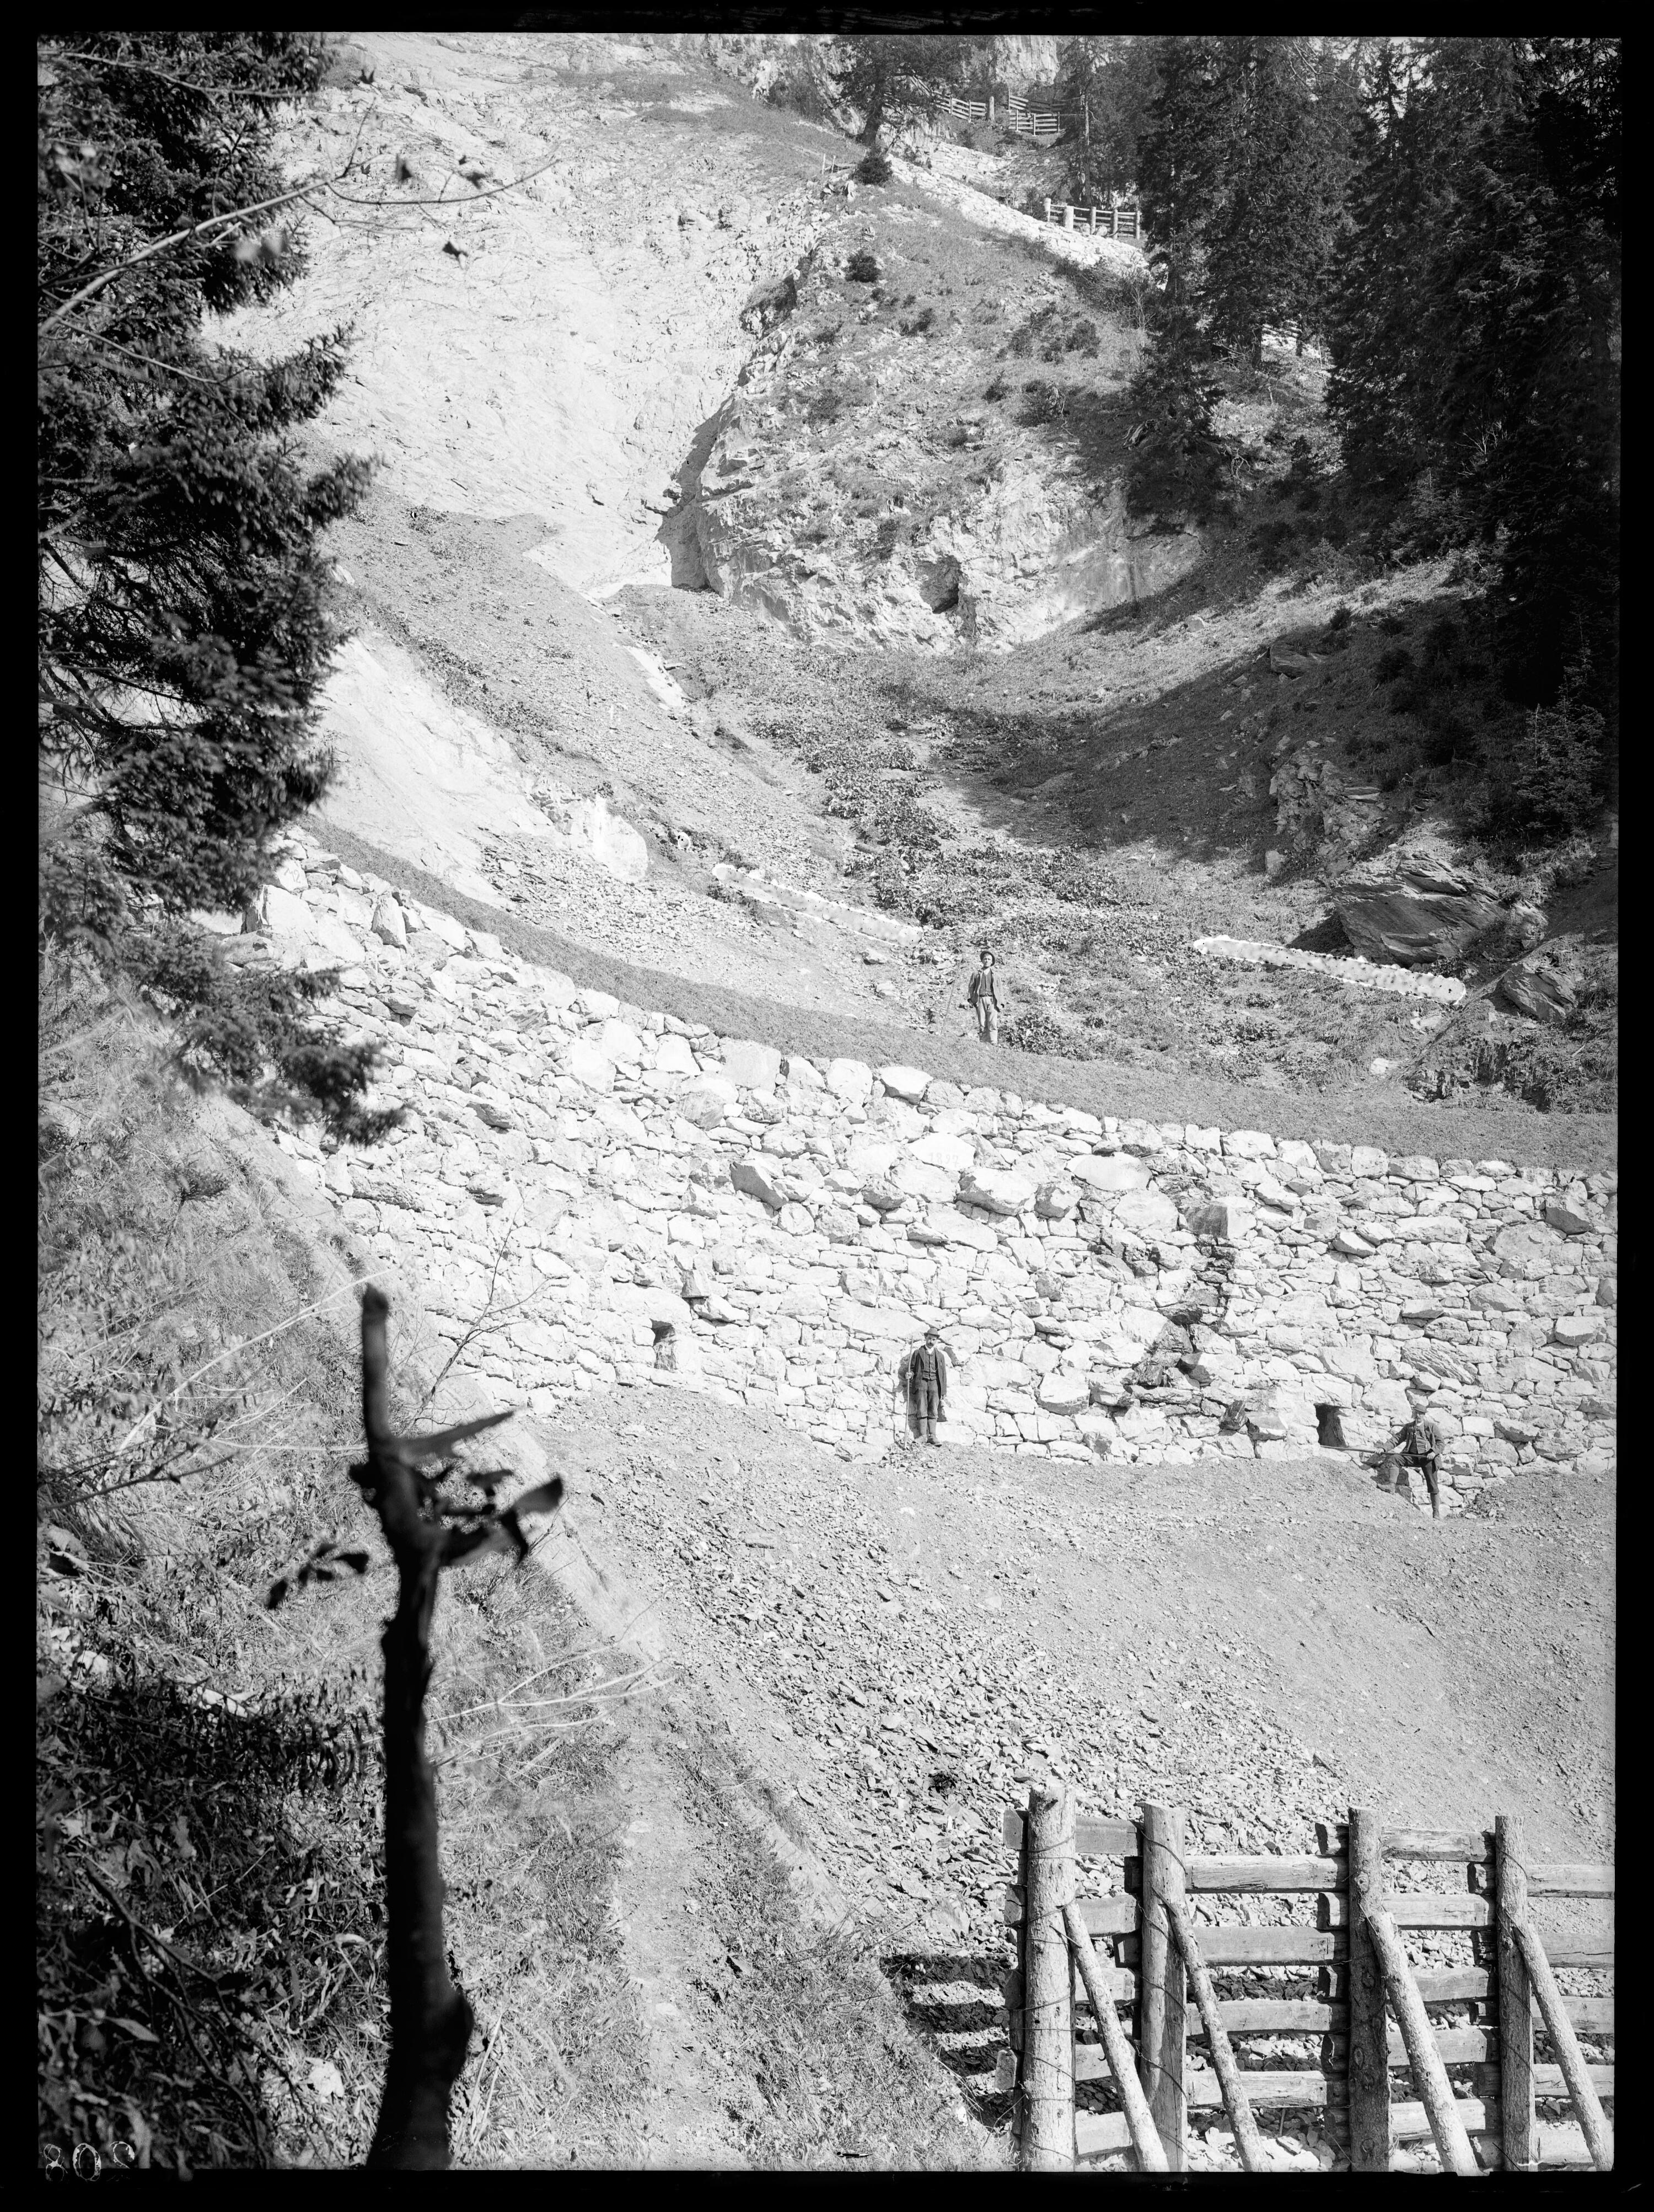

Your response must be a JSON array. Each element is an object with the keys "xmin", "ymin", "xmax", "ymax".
[{"xmin": 44, "ymin": 2142, "xmax": 138, "ymax": 2176}]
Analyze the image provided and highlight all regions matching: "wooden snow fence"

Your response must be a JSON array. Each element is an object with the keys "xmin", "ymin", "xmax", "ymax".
[
  {"xmin": 1000, "ymin": 1793, "xmax": 1613, "ymax": 2173},
  {"xmin": 1041, "ymin": 197, "xmax": 1142, "ymax": 242},
  {"xmin": 1003, "ymin": 93, "xmax": 1064, "ymax": 144}
]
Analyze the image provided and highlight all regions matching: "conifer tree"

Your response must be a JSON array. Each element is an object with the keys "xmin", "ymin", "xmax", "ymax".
[
  {"xmin": 1326, "ymin": 39, "xmax": 1619, "ymax": 739},
  {"xmin": 38, "ymin": 33, "xmax": 394, "ymax": 1140},
  {"xmin": 1057, "ymin": 36, "xmax": 1164, "ymax": 205},
  {"xmin": 830, "ymin": 35, "xmax": 986, "ymax": 144}
]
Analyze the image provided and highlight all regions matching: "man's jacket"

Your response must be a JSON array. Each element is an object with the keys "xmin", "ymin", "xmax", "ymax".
[
  {"xmin": 1400, "ymin": 1416, "xmax": 1441, "ymax": 1461},
  {"xmin": 905, "ymin": 1342, "xmax": 949, "ymax": 1403},
  {"xmin": 966, "ymin": 967, "xmax": 1001, "ymax": 1009}
]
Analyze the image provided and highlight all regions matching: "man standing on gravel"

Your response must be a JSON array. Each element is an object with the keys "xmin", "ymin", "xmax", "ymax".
[
  {"xmin": 902, "ymin": 1326, "xmax": 949, "ymax": 1446},
  {"xmin": 965, "ymin": 949, "xmax": 1002, "ymax": 1045},
  {"xmin": 1389, "ymin": 1391, "xmax": 1443, "ymax": 1518}
]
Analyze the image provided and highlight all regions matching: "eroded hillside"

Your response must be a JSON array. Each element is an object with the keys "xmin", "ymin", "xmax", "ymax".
[{"xmin": 234, "ymin": 31, "xmax": 1612, "ymax": 1126}]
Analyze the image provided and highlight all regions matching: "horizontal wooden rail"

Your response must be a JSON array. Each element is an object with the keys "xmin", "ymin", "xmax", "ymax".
[
  {"xmin": 1005, "ymin": 1886, "xmax": 1135, "ymax": 1933},
  {"xmin": 1206, "ymin": 1999, "xmax": 1347, "ymax": 2034},
  {"xmin": 1004, "ymin": 1808, "xmax": 1135, "ymax": 1856},
  {"xmin": 1120, "ymin": 1852, "xmax": 1344, "ymax": 1894},
  {"xmin": 1019, "ymin": 1904, "xmax": 1346, "ymax": 1966},
  {"xmin": 1187, "ymin": 2069, "xmax": 1345, "ymax": 2109},
  {"xmin": 1387, "ymin": 2025, "xmax": 1496, "ymax": 2064},
  {"xmin": 1070, "ymin": 2045, "xmax": 1352, "ymax": 2103},
  {"xmin": 1470, "ymin": 1862, "xmax": 1614, "ymax": 1898},
  {"xmin": 1320, "ymin": 1892, "xmax": 1492, "ymax": 1930},
  {"xmin": 1392, "ymin": 2102, "xmax": 1599, "ymax": 2163},
  {"xmin": 1319, "ymin": 1822, "xmax": 1494, "ymax": 1862}
]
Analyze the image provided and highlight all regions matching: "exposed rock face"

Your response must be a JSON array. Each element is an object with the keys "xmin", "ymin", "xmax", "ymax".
[
  {"xmin": 1499, "ymin": 958, "xmax": 1577, "ymax": 1025},
  {"xmin": 693, "ymin": 443, "xmax": 1202, "ymax": 654},
  {"xmin": 1335, "ymin": 857, "xmax": 1503, "ymax": 970}
]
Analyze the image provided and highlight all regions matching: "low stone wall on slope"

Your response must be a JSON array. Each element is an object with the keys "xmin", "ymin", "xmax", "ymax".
[{"xmin": 246, "ymin": 831, "xmax": 1617, "ymax": 1514}]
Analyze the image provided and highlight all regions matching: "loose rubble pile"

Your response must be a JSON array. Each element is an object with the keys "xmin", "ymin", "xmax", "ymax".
[{"xmin": 235, "ymin": 826, "xmax": 1615, "ymax": 1510}]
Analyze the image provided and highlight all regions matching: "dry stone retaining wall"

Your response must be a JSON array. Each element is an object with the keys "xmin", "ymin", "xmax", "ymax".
[{"xmin": 253, "ymin": 829, "xmax": 1616, "ymax": 1513}]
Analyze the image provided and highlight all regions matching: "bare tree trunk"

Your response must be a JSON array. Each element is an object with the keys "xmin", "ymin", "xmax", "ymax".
[{"xmin": 358, "ymin": 1288, "xmax": 474, "ymax": 2170}]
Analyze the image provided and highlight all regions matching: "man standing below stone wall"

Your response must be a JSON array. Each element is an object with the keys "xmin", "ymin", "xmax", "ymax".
[
  {"xmin": 902, "ymin": 1327, "xmax": 950, "ymax": 1445},
  {"xmin": 966, "ymin": 949, "xmax": 1002, "ymax": 1045}
]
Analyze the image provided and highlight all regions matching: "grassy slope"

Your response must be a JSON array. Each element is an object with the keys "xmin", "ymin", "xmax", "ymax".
[{"xmin": 316, "ymin": 817, "xmax": 1614, "ymax": 1174}]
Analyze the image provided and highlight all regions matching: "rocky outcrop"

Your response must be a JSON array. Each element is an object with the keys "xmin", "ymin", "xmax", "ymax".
[
  {"xmin": 1335, "ymin": 856, "xmax": 1503, "ymax": 970},
  {"xmin": 694, "ymin": 437, "xmax": 1201, "ymax": 654},
  {"xmin": 1499, "ymin": 956, "xmax": 1578, "ymax": 1026},
  {"xmin": 243, "ymin": 823, "xmax": 1617, "ymax": 1513}
]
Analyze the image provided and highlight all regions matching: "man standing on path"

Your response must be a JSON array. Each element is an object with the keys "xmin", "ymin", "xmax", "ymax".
[
  {"xmin": 1388, "ymin": 1390, "xmax": 1444, "ymax": 1518},
  {"xmin": 901, "ymin": 1326, "xmax": 949, "ymax": 1446},
  {"xmin": 965, "ymin": 948, "xmax": 1002, "ymax": 1045}
]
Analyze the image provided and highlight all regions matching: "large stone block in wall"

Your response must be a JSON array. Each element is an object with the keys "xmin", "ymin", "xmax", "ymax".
[
  {"xmin": 1037, "ymin": 1370, "xmax": 1091, "ymax": 1415},
  {"xmin": 960, "ymin": 1165, "xmax": 1037, "ymax": 1215},
  {"xmin": 877, "ymin": 1064, "xmax": 931, "ymax": 1102},
  {"xmin": 1491, "ymin": 1223, "xmax": 1567, "ymax": 1279},
  {"xmin": 893, "ymin": 1157, "xmax": 958, "ymax": 1204},
  {"xmin": 914, "ymin": 1132, "xmax": 974, "ymax": 1174},
  {"xmin": 731, "ymin": 1156, "xmax": 786, "ymax": 1209},
  {"xmin": 914, "ymin": 1207, "xmax": 1000, "ymax": 1253},
  {"xmin": 847, "ymin": 1136, "xmax": 900, "ymax": 1181},
  {"xmin": 1072, "ymin": 1156, "xmax": 1150, "ymax": 1195},
  {"xmin": 679, "ymin": 1077, "xmax": 738, "ymax": 1127},
  {"xmin": 565, "ymin": 1039, "xmax": 614, "ymax": 1092},
  {"xmin": 825, "ymin": 1057, "xmax": 874, "ymax": 1102},
  {"xmin": 1111, "ymin": 1188, "xmax": 1179, "ymax": 1240},
  {"xmin": 722, "ymin": 1038, "xmax": 782, "ymax": 1090}
]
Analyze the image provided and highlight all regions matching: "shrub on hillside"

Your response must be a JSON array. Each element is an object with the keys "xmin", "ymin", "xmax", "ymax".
[
  {"xmin": 855, "ymin": 147, "xmax": 893, "ymax": 185},
  {"xmin": 1373, "ymin": 647, "xmax": 1414, "ymax": 683},
  {"xmin": 846, "ymin": 248, "xmax": 880, "ymax": 283},
  {"xmin": 1485, "ymin": 697, "xmax": 1604, "ymax": 845}
]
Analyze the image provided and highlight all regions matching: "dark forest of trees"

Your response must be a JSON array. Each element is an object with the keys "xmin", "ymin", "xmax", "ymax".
[{"xmin": 1111, "ymin": 35, "xmax": 1618, "ymax": 795}]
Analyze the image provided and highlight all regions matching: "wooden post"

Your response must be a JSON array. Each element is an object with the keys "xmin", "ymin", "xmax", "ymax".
[
  {"xmin": 1495, "ymin": 1814, "xmax": 1537, "ymax": 2173},
  {"xmin": 1346, "ymin": 1806, "xmax": 1391, "ymax": 2172},
  {"xmin": 1511, "ymin": 1917, "xmax": 1614, "ymax": 2170},
  {"xmin": 1365, "ymin": 1907, "xmax": 1480, "ymax": 2176},
  {"xmin": 1064, "ymin": 202, "xmax": 1075, "ymax": 230},
  {"xmin": 1044, "ymin": 197, "xmax": 1052, "ymax": 226},
  {"xmin": 1139, "ymin": 1801, "xmax": 1187, "ymax": 2171},
  {"xmin": 1019, "ymin": 1785, "xmax": 1076, "ymax": 2171},
  {"xmin": 1064, "ymin": 1903, "xmax": 1168, "ymax": 2172},
  {"xmin": 1162, "ymin": 1889, "xmax": 1265, "ymax": 2172}
]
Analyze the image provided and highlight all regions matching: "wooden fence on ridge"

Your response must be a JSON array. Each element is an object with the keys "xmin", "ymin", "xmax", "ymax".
[
  {"xmin": 942, "ymin": 92, "xmax": 1065, "ymax": 142},
  {"xmin": 1042, "ymin": 197, "xmax": 1142, "ymax": 243},
  {"xmin": 997, "ymin": 1793, "xmax": 1613, "ymax": 2173}
]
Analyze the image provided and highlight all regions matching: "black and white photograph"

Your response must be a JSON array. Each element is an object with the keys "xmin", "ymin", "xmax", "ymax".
[{"xmin": 39, "ymin": 26, "xmax": 1617, "ymax": 2173}]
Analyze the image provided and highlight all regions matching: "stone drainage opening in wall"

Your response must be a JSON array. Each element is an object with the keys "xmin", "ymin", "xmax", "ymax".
[{"xmin": 1315, "ymin": 1404, "xmax": 1348, "ymax": 1450}]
